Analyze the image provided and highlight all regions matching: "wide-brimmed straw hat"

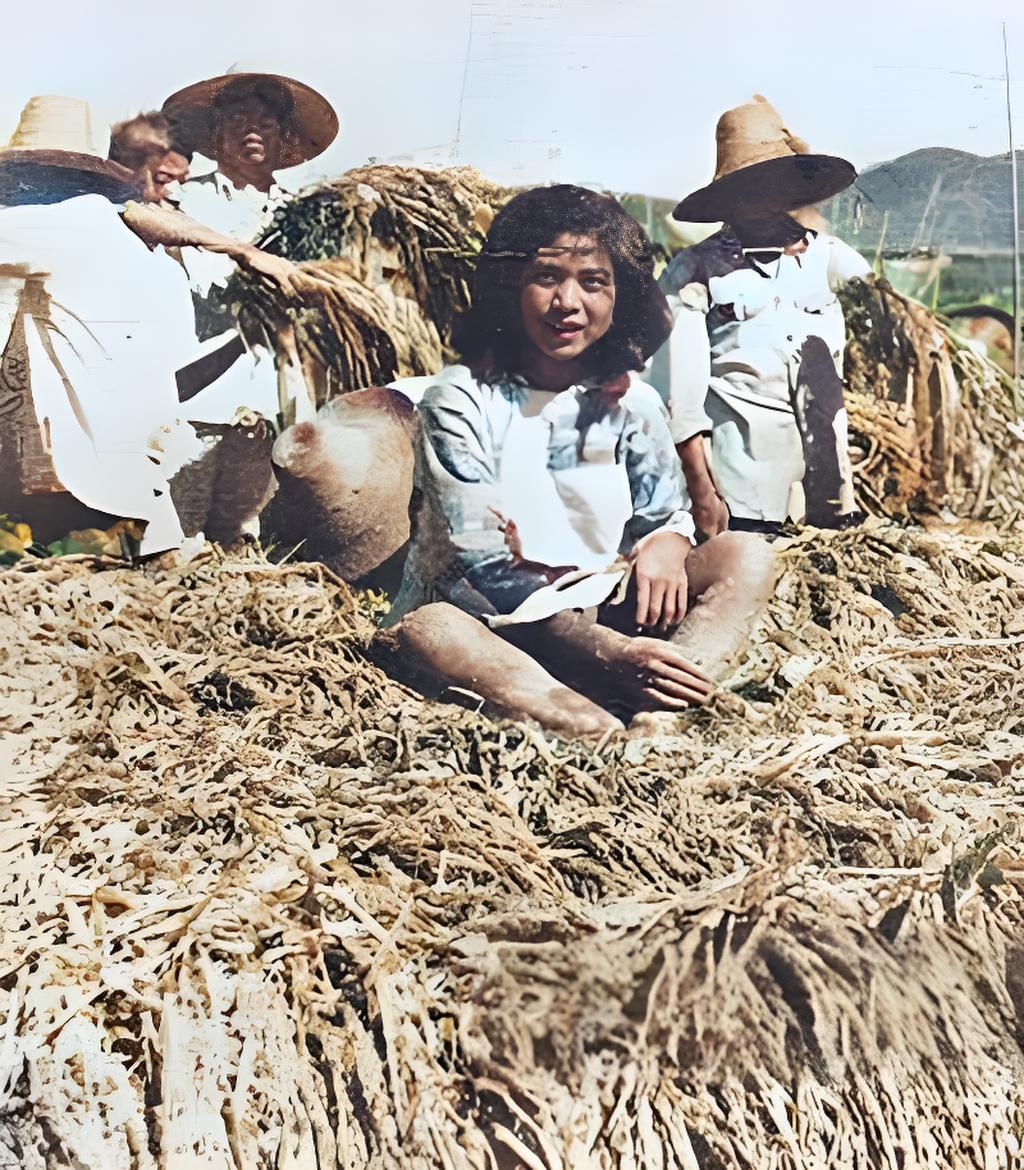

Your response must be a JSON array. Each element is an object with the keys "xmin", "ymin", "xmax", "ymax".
[
  {"xmin": 0, "ymin": 96, "xmax": 140, "ymax": 206},
  {"xmin": 673, "ymin": 95, "xmax": 856, "ymax": 223},
  {"xmin": 162, "ymin": 72, "xmax": 338, "ymax": 169}
]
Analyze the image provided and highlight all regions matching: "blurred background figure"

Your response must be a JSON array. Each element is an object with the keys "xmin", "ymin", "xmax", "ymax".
[
  {"xmin": 0, "ymin": 96, "xmax": 202, "ymax": 552},
  {"xmin": 164, "ymin": 71, "xmax": 337, "ymax": 232},
  {"xmin": 108, "ymin": 111, "xmax": 189, "ymax": 204}
]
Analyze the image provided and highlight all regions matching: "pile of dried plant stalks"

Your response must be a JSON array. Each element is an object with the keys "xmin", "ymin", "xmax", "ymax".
[
  {"xmin": 841, "ymin": 277, "xmax": 1024, "ymax": 521},
  {"xmin": 2, "ymin": 516, "xmax": 1024, "ymax": 1168},
  {"xmin": 224, "ymin": 165, "xmax": 511, "ymax": 395}
]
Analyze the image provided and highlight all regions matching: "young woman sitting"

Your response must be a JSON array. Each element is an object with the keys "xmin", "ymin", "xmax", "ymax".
[{"xmin": 374, "ymin": 185, "xmax": 775, "ymax": 739}]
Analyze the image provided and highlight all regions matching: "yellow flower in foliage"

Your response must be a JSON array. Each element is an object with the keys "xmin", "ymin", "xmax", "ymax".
[{"xmin": 0, "ymin": 518, "xmax": 33, "ymax": 562}]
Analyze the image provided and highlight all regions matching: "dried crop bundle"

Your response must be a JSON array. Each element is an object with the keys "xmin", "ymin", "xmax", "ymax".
[
  {"xmin": 2, "ymin": 518, "xmax": 1023, "ymax": 1168},
  {"xmin": 222, "ymin": 165, "xmax": 512, "ymax": 397},
  {"xmin": 841, "ymin": 277, "xmax": 1024, "ymax": 521}
]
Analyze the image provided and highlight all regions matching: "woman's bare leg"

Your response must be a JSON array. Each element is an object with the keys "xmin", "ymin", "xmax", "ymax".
[
  {"xmin": 372, "ymin": 534, "xmax": 773, "ymax": 731},
  {"xmin": 502, "ymin": 531, "xmax": 774, "ymax": 712},
  {"xmin": 500, "ymin": 610, "xmax": 712, "ymax": 716},
  {"xmin": 371, "ymin": 602, "xmax": 622, "ymax": 739}
]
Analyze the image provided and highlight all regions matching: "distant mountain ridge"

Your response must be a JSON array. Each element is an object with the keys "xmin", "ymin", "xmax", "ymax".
[{"xmin": 825, "ymin": 146, "xmax": 1024, "ymax": 255}]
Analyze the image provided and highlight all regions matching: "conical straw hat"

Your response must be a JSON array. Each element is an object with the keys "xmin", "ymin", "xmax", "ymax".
[
  {"xmin": 0, "ymin": 96, "xmax": 139, "ymax": 206},
  {"xmin": 673, "ymin": 95, "xmax": 855, "ymax": 223},
  {"xmin": 163, "ymin": 72, "xmax": 338, "ymax": 169},
  {"xmin": 7, "ymin": 95, "xmax": 98, "ymax": 153}
]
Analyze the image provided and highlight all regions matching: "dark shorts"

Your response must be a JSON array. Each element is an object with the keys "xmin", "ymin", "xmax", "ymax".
[{"xmin": 729, "ymin": 517, "xmax": 783, "ymax": 536}]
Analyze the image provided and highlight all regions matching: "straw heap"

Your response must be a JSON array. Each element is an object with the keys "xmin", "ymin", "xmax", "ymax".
[
  {"xmin": 223, "ymin": 165, "xmax": 511, "ymax": 392},
  {"xmin": 3, "ymin": 166, "xmax": 1024, "ymax": 1168},
  {"xmin": 2, "ymin": 517, "xmax": 1023, "ymax": 1168},
  {"xmin": 841, "ymin": 277, "xmax": 1024, "ymax": 522}
]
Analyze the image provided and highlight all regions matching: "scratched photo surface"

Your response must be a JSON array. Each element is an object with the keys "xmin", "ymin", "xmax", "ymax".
[{"xmin": 3, "ymin": 3, "xmax": 1024, "ymax": 1170}]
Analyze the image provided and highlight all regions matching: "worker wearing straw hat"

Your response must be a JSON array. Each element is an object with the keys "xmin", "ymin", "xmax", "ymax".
[
  {"xmin": 160, "ymin": 72, "xmax": 338, "ymax": 425},
  {"xmin": 164, "ymin": 70, "xmax": 338, "ymax": 231},
  {"xmin": 0, "ymin": 96, "xmax": 204, "ymax": 553},
  {"xmin": 650, "ymin": 95, "xmax": 870, "ymax": 534}
]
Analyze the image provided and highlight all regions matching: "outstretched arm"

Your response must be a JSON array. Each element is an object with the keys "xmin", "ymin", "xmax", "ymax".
[{"xmin": 119, "ymin": 201, "xmax": 309, "ymax": 295}]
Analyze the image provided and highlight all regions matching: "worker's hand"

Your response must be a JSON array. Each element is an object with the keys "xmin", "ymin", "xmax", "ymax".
[
  {"xmin": 624, "ymin": 637, "xmax": 713, "ymax": 709},
  {"xmin": 689, "ymin": 487, "xmax": 730, "ymax": 539},
  {"xmin": 632, "ymin": 530, "xmax": 691, "ymax": 629},
  {"xmin": 488, "ymin": 506, "xmax": 524, "ymax": 559},
  {"xmin": 675, "ymin": 434, "xmax": 729, "ymax": 538},
  {"xmin": 241, "ymin": 247, "xmax": 308, "ymax": 295}
]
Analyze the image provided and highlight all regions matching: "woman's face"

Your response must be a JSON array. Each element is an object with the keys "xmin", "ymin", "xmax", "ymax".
[{"xmin": 519, "ymin": 233, "xmax": 616, "ymax": 365}]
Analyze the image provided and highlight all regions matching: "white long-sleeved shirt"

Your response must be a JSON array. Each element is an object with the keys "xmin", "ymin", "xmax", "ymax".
[
  {"xmin": 387, "ymin": 365, "xmax": 695, "ymax": 624},
  {"xmin": 0, "ymin": 194, "xmax": 202, "ymax": 551}
]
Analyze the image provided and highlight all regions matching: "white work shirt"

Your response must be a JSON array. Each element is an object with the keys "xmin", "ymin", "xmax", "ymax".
[
  {"xmin": 0, "ymin": 194, "xmax": 202, "ymax": 552},
  {"xmin": 172, "ymin": 168, "xmax": 290, "ymax": 424},
  {"xmin": 654, "ymin": 230, "xmax": 870, "ymax": 521},
  {"xmin": 174, "ymin": 168, "xmax": 290, "ymax": 296}
]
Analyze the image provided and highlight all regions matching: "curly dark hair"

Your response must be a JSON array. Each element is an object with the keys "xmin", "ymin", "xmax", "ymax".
[{"xmin": 453, "ymin": 184, "xmax": 671, "ymax": 384}]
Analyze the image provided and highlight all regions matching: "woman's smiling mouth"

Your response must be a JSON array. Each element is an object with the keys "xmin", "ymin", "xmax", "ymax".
[{"xmin": 546, "ymin": 319, "xmax": 584, "ymax": 339}]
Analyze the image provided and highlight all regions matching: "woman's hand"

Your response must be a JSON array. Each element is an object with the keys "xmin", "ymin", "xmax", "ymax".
[
  {"xmin": 624, "ymin": 637, "xmax": 712, "ymax": 708},
  {"xmin": 632, "ymin": 530, "xmax": 691, "ymax": 629}
]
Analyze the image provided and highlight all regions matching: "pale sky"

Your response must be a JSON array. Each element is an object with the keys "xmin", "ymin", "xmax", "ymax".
[{"xmin": 2, "ymin": 0, "xmax": 1022, "ymax": 199}]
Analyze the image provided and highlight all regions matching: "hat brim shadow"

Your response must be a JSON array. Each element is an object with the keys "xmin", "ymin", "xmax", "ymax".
[
  {"xmin": 0, "ymin": 151, "xmax": 141, "ymax": 206},
  {"xmin": 673, "ymin": 155, "xmax": 856, "ymax": 223}
]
